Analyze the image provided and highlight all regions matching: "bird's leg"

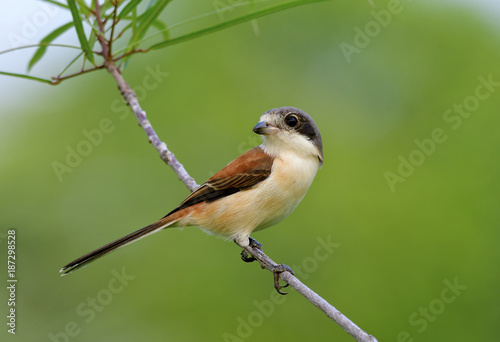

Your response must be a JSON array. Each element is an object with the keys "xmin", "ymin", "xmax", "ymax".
[
  {"xmin": 240, "ymin": 237, "xmax": 261, "ymax": 263},
  {"xmin": 236, "ymin": 237, "xmax": 295, "ymax": 295}
]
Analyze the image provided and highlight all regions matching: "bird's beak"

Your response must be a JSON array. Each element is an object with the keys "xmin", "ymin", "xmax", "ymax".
[{"xmin": 253, "ymin": 121, "xmax": 278, "ymax": 135}]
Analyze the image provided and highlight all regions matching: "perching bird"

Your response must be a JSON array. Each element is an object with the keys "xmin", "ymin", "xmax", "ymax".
[{"xmin": 60, "ymin": 107, "xmax": 323, "ymax": 291}]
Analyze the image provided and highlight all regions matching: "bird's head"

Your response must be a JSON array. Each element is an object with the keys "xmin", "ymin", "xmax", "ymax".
[{"xmin": 253, "ymin": 107, "xmax": 323, "ymax": 165}]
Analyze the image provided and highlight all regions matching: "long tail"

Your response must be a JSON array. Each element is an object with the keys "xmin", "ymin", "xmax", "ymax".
[{"xmin": 60, "ymin": 216, "xmax": 177, "ymax": 276}]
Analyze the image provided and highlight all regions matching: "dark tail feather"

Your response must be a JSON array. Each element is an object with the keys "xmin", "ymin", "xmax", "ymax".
[{"xmin": 60, "ymin": 216, "xmax": 176, "ymax": 276}]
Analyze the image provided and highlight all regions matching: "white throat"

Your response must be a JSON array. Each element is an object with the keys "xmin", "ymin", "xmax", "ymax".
[{"xmin": 260, "ymin": 132, "xmax": 322, "ymax": 165}]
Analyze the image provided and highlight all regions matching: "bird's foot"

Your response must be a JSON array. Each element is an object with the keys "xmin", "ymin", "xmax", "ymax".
[
  {"xmin": 240, "ymin": 237, "xmax": 262, "ymax": 263},
  {"xmin": 236, "ymin": 237, "xmax": 294, "ymax": 295},
  {"xmin": 269, "ymin": 263, "xmax": 294, "ymax": 295}
]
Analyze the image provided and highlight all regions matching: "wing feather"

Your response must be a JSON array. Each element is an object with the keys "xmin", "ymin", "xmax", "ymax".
[{"xmin": 163, "ymin": 146, "xmax": 273, "ymax": 217}]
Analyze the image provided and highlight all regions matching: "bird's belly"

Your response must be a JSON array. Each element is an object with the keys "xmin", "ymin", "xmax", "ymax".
[{"xmin": 188, "ymin": 186, "xmax": 299, "ymax": 240}]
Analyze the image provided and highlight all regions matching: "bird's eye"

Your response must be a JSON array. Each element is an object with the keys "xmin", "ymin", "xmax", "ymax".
[{"xmin": 285, "ymin": 115, "xmax": 298, "ymax": 127}]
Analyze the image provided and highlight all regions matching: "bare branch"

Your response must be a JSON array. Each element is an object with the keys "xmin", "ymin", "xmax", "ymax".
[
  {"xmin": 93, "ymin": 0, "xmax": 110, "ymax": 59},
  {"xmin": 51, "ymin": 64, "xmax": 105, "ymax": 84},
  {"xmin": 240, "ymin": 243, "xmax": 379, "ymax": 342}
]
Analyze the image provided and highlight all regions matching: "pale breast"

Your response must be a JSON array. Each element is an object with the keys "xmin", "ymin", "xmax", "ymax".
[{"xmin": 253, "ymin": 152, "xmax": 319, "ymax": 230}]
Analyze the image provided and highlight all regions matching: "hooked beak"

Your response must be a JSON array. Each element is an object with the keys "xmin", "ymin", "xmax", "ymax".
[{"xmin": 253, "ymin": 121, "xmax": 279, "ymax": 135}]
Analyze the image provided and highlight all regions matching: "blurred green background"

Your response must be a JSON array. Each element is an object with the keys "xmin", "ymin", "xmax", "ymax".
[{"xmin": 1, "ymin": 1, "xmax": 499, "ymax": 341}]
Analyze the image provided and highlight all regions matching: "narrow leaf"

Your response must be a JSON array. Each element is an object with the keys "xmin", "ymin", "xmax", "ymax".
[
  {"xmin": 98, "ymin": 0, "xmax": 116, "ymax": 17},
  {"xmin": 39, "ymin": 0, "xmax": 69, "ymax": 10},
  {"xmin": 76, "ymin": 0, "xmax": 91, "ymax": 17},
  {"xmin": 132, "ymin": 0, "xmax": 172, "ymax": 43},
  {"xmin": 152, "ymin": 19, "xmax": 169, "ymax": 41},
  {"xmin": 0, "ymin": 71, "xmax": 54, "ymax": 85},
  {"xmin": 118, "ymin": 0, "xmax": 142, "ymax": 19},
  {"xmin": 0, "ymin": 43, "xmax": 82, "ymax": 56},
  {"xmin": 68, "ymin": 0, "xmax": 95, "ymax": 64},
  {"xmin": 120, "ymin": 7, "xmax": 139, "ymax": 68},
  {"xmin": 28, "ymin": 22, "xmax": 74, "ymax": 71},
  {"xmin": 87, "ymin": 17, "xmax": 99, "ymax": 52},
  {"xmin": 149, "ymin": 0, "xmax": 329, "ymax": 51}
]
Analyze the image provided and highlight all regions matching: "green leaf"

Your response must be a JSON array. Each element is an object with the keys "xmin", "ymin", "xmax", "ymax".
[
  {"xmin": 152, "ymin": 19, "xmax": 169, "ymax": 41},
  {"xmin": 76, "ymin": 0, "xmax": 91, "ymax": 17},
  {"xmin": 86, "ymin": 16, "xmax": 101, "ymax": 53},
  {"xmin": 131, "ymin": 7, "xmax": 138, "ymax": 35},
  {"xmin": 149, "ymin": 0, "xmax": 329, "ymax": 51},
  {"xmin": 122, "ymin": 0, "xmax": 171, "ymax": 63},
  {"xmin": 131, "ymin": 0, "xmax": 172, "ymax": 44},
  {"xmin": 119, "ymin": 7, "xmax": 139, "ymax": 68},
  {"xmin": 98, "ymin": 0, "xmax": 116, "ymax": 18},
  {"xmin": 0, "ymin": 71, "xmax": 54, "ymax": 85},
  {"xmin": 28, "ymin": 22, "xmax": 74, "ymax": 71},
  {"xmin": 68, "ymin": 0, "xmax": 95, "ymax": 64},
  {"xmin": 0, "ymin": 43, "xmax": 82, "ymax": 56},
  {"xmin": 39, "ymin": 0, "xmax": 69, "ymax": 10},
  {"xmin": 118, "ymin": 0, "xmax": 142, "ymax": 19}
]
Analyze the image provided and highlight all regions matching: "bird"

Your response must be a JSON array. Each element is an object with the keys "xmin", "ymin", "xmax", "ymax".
[{"xmin": 60, "ymin": 107, "xmax": 323, "ymax": 291}]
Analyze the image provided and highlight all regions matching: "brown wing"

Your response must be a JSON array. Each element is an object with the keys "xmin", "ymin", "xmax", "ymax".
[{"xmin": 163, "ymin": 146, "xmax": 274, "ymax": 217}]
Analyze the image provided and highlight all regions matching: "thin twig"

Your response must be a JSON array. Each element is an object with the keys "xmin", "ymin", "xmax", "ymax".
[
  {"xmin": 93, "ymin": 0, "xmax": 109, "ymax": 59},
  {"xmin": 51, "ymin": 64, "xmax": 105, "ymax": 84}
]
